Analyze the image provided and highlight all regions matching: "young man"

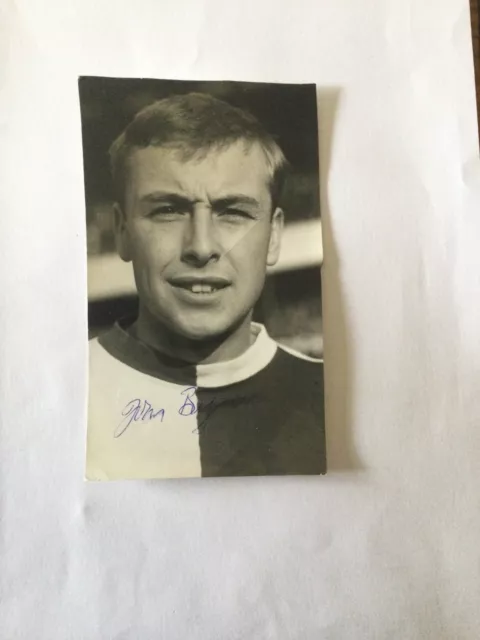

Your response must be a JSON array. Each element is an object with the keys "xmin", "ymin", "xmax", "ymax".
[{"xmin": 86, "ymin": 92, "xmax": 325, "ymax": 480}]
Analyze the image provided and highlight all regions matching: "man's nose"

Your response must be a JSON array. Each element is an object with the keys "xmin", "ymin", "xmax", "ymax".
[{"xmin": 181, "ymin": 207, "xmax": 221, "ymax": 266}]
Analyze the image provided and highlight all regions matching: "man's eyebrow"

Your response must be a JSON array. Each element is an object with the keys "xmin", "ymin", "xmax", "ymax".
[
  {"xmin": 140, "ymin": 192, "xmax": 262, "ymax": 208},
  {"xmin": 212, "ymin": 195, "xmax": 261, "ymax": 208},
  {"xmin": 140, "ymin": 191, "xmax": 191, "ymax": 203}
]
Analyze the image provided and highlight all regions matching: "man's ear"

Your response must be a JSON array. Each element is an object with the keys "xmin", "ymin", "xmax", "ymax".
[
  {"xmin": 267, "ymin": 207, "xmax": 284, "ymax": 266},
  {"xmin": 113, "ymin": 202, "xmax": 132, "ymax": 262}
]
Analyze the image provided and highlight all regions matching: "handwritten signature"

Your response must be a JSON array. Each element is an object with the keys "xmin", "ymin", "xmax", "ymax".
[
  {"xmin": 114, "ymin": 399, "xmax": 166, "ymax": 438},
  {"xmin": 115, "ymin": 387, "xmax": 254, "ymax": 438},
  {"xmin": 178, "ymin": 386, "xmax": 198, "ymax": 416},
  {"xmin": 115, "ymin": 387, "xmax": 198, "ymax": 438}
]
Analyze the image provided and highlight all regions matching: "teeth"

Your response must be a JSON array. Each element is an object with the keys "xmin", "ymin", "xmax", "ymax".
[{"xmin": 191, "ymin": 284, "xmax": 214, "ymax": 293}]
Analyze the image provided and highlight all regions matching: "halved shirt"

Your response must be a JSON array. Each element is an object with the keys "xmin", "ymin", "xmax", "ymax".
[{"xmin": 86, "ymin": 321, "xmax": 326, "ymax": 480}]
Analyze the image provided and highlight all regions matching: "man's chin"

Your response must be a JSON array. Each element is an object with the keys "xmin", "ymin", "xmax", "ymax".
[
  {"xmin": 172, "ymin": 322, "xmax": 233, "ymax": 343},
  {"xmin": 167, "ymin": 311, "xmax": 250, "ymax": 344}
]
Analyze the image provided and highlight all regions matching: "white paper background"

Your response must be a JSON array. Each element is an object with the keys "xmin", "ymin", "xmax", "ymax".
[{"xmin": 1, "ymin": 0, "xmax": 480, "ymax": 637}]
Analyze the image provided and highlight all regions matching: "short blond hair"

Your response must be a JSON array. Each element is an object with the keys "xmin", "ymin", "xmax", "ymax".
[{"xmin": 109, "ymin": 92, "xmax": 289, "ymax": 209}]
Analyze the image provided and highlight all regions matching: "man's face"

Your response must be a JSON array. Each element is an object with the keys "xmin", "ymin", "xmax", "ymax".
[{"xmin": 116, "ymin": 140, "xmax": 283, "ymax": 341}]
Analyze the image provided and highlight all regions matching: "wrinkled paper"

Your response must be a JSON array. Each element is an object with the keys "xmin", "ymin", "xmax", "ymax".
[{"xmin": 1, "ymin": 0, "xmax": 480, "ymax": 637}]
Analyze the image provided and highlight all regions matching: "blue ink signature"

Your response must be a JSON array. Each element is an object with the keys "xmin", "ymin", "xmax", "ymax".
[
  {"xmin": 178, "ymin": 386, "xmax": 198, "ymax": 416},
  {"xmin": 178, "ymin": 388, "xmax": 255, "ymax": 435},
  {"xmin": 177, "ymin": 388, "xmax": 216, "ymax": 435},
  {"xmin": 114, "ymin": 399, "xmax": 165, "ymax": 438},
  {"xmin": 116, "ymin": 389, "xmax": 257, "ymax": 438}
]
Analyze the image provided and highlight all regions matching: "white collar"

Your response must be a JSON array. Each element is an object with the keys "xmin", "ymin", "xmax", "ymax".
[
  {"xmin": 101, "ymin": 320, "xmax": 278, "ymax": 388},
  {"xmin": 196, "ymin": 323, "xmax": 277, "ymax": 388}
]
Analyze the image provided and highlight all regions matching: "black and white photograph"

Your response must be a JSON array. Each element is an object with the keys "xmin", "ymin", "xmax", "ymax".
[{"xmin": 80, "ymin": 76, "xmax": 326, "ymax": 480}]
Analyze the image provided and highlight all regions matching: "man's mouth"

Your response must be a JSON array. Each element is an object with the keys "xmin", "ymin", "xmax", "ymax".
[
  {"xmin": 168, "ymin": 277, "xmax": 231, "ymax": 295},
  {"xmin": 188, "ymin": 283, "xmax": 222, "ymax": 294}
]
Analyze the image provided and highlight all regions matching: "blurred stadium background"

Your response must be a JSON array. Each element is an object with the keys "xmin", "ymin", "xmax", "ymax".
[{"xmin": 80, "ymin": 77, "xmax": 323, "ymax": 358}]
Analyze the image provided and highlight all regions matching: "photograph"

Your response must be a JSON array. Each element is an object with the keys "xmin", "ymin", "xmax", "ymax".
[{"xmin": 80, "ymin": 76, "xmax": 326, "ymax": 480}]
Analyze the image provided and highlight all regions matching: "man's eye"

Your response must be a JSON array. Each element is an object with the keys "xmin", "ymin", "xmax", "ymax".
[
  {"xmin": 150, "ymin": 205, "xmax": 181, "ymax": 217},
  {"xmin": 220, "ymin": 208, "xmax": 252, "ymax": 220}
]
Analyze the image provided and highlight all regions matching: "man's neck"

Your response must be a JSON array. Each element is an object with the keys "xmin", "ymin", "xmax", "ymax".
[{"xmin": 131, "ymin": 308, "xmax": 255, "ymax": 365}]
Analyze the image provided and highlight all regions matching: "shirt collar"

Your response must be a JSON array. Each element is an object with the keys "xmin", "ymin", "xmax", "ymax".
[{"xmin": 98, "ymin": 319, "xmax": 277, "ymax": 389}]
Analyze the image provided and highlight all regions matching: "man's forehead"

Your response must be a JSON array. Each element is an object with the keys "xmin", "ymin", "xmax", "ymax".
[{"xmin": 126, "ymin": 140, "xmax": 271, "ymax": 185}]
